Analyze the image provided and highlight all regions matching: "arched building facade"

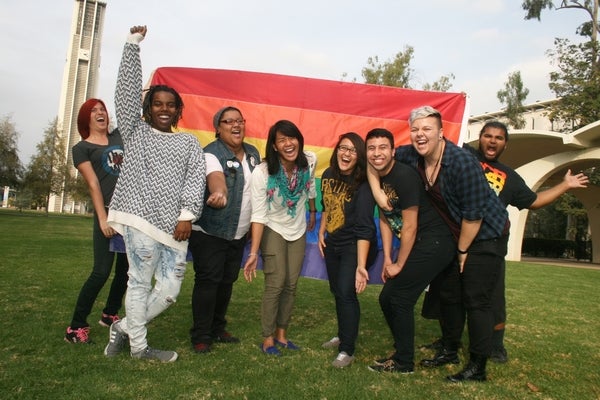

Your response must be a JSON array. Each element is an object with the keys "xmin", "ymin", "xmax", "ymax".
[{"xmin": 467, "ymin": 100, "xmax": 600, "ymax": 264}]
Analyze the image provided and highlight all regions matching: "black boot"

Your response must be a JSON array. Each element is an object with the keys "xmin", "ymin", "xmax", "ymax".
[
  {"xmin": 490, "ymin": 329, "xmax": 508, "ymax": 363},
  {"xmin": 420, "ymin": 348, "xmax": 460, "ymax": 367},
  {"xmin": 447, "ymin": 353, "xmax": 487, "ymax": 382}
]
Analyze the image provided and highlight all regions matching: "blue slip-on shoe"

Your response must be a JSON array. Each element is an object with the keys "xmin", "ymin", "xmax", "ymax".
[
  {"xmin": 260, "ymin": 343, "xmax": 281, "ymax": 356},
  {"xmin": 274, "ymin": 339, "xmax": 300, "ymax": 351}
]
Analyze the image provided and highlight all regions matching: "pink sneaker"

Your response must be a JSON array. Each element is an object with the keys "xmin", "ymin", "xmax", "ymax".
[
  {"xmin": 99, "ymin": 313, "xmax": 120, "ymax": 328},
  {"xmin": 64, "ymin": 326, "xmax": 92, "ymax": 344}
]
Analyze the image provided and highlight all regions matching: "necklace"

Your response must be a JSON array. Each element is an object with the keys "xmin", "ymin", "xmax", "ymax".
[{"xmin": 425, "ymin": 140, "xmax": 444, "ymax": 186}]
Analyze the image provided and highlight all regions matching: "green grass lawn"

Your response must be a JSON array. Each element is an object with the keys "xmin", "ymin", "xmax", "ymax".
[{"xmin": 0, "ymin": 209, "xmax": 599, "ymax": 400}]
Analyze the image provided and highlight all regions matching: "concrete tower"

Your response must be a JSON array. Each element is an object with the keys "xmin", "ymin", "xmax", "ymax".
[{"xmin": 49, "ymin": 0, "xmax": 107, "ymax": 213}]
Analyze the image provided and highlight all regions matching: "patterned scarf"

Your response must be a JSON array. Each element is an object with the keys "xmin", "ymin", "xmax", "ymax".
[{"xmin": 267, "ymin": 161, "xmax": 310, "ymax": 217}]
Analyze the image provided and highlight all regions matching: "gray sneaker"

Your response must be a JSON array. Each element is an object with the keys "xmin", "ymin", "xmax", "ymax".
[
  {"xmin": 104, "ymin": 320, "xmax": 128, "ymax": 357},
  {"xmin": 131, "ymin": 347, "xmax": 178, "ymax": 363},
  {"xmin": 322, "ymin": 336, "xmax": 340, "ymax": 349},
  {"xmin": 332, "ymin": 351, "xmax": 355, "ymax": 368}
]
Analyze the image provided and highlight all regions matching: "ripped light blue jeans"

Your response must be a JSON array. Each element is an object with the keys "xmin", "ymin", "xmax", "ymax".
[{"xmin": 121, "ymin": 226, "xmax": 187, "ymax": 353}]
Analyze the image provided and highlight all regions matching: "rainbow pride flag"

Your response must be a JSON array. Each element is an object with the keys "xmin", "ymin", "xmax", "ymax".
[
  {"xmin": 146, "ymin": 68, "xmax": 470, "ymax": 283},
  {"xmin": 151, "ymin": 67, "xmax": 468, "ymax": 176}
]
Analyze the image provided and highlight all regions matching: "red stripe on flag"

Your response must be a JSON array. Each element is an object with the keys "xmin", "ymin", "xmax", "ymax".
[{"xmin": 152, "ymin": 67, "xmax": 468, "ymax": 170}]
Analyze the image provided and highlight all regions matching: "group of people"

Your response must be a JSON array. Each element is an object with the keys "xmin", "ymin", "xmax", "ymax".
[
  {"xmin": 64, "ymin": 24, "xmax": 589, "ymax": 381},
  {"xmin": 64, "ymin": 24, "xmax": 318, "ymax": 364}
]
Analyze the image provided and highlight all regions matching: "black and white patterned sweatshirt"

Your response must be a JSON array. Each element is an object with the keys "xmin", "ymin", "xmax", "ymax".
[{"xmin": 108, "ymin": 35, "xmax": 206, "ymax": 252}]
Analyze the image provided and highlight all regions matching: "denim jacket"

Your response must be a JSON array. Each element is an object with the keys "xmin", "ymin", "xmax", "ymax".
[{"xmin": 196, "ymin": 138, "xmax": 261, "ymax": 240}]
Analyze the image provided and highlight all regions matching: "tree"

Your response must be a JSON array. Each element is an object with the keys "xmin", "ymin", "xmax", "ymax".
[
  {"xmin": 0, "ymin": 115, "xmax": 23, "ymax": 188},
  {"xmin": 522, "ymin": 0, "xmax": 600, "ymax": 129},
  {"xmin": 422, "ymin": 73, "xmax": 456, "ymax": 92},
  {"xmin": 21, "ymin": 118, "xmax": 71, "ymax": 213},
  {"xmin": 547, "ymin": 38, "xmax": 600, "ymax": 128},
  {"xmin": 359, "ymin": 46, "xmax": 455, "ymax": 91},
  {"xmin": 522, "ymin": 0, "xmax": 599, "ymax": 70},
  {"xmin": 522, "ymin": 1, "xmax": 599, "ymax": 43},
  {"xmin": 68, "ymin": 173, "xmax": 92, "ymax": 213},
  {"xmin": 497, "ymin": 71, "xmax": 530, "ymax": 129},
  {"xmin": 361, "ymin": 46, "xmax": 415, "ymax": 88}
]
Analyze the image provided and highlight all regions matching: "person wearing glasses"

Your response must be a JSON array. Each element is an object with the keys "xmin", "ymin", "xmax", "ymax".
[
  {"xmin": 188, "ymin": 106, "xmax": 260, "ymax": 354},
  {"xmin": 363, "ymin": 128, "xmax": 455, "ymax": 374},
  {"xmin": 243, "ymin": 120, "xmax": 317, "ymax": 356},
  {"xmin": 317, "ymin": 132, "xmax": 378, "ymax": 368},
  {"xmin": 103, "ymin": 25, "xmax": 206, "ymax": 363}
]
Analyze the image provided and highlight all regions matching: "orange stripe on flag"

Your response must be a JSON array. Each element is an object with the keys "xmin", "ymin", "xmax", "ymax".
[{"xmin": 154, "ymin": 67, "xmax": 468, "ymax": 177}]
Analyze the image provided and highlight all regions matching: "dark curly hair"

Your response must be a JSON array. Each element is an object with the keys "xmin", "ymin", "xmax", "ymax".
[{"xmin": 142, "ymin": 85, "xmax": 184, "ymax": 128}]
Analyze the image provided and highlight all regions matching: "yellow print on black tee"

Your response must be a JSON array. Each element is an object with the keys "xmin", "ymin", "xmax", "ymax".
[
  {"xmin": 481, "ymin": 161, "xmax": 507, "ymax": 196},
  {"xmin": 321, "ymin": 178, "xmax": 352, "ymax": 234}
]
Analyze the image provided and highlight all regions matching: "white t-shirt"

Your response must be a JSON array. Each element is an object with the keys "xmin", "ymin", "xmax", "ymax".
[{"xmin": 249, "ymin": 151, "xmax": 317, "ymax": 241}]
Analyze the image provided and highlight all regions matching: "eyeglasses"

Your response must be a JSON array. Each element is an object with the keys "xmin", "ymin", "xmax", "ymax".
[
  {"xmin": 338, "ymin": 145, "xmax": 357, "ymax": 154},
  {"xmin": 220, "ymin": 118, "xmax": 246, "ymax": 126}
]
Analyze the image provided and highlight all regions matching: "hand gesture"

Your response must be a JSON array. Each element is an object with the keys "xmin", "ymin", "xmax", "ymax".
[
  {"xmin": 173, "ymin": 220, "xmax": 191, "ymax": 242},
  {"xmin": 564, "ymin": 169, "xmax": 589, "ymax": 189},
  {"xmin": 243, "ymin": 254, "xmax": 258, "ymax": 282},
  {"xmin": 129, "ymin": 25, "xmax": 147, "ymax": 38},
  {"xmin": 206, "ymin": 191, "xmax": 227, "ymax": 208},
  {"xmin": 355, "ymin": 266, "xmax": 369, "ymax": 293},
  {"xmin": 99, "ymin": 218, "xmax": 115, "ymax": 238},
  {"xmin": 307, "ymin": 212, "xmax": 316, "ymax": 231},
  {"xmin": 318, "ymin": 232, "xmax": 326, "ymax": 258}
]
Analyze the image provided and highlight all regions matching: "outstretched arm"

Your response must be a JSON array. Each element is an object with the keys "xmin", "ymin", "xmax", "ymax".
[
  {"xmin": 115, "ymin": 25, "xmax": 147, "ymax": 140},
  {"xmin": 529, "ymin": 169, "xmax": 589, "ymax": 210}
]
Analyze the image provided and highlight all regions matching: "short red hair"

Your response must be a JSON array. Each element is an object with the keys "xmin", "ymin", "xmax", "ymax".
[{"xmin": 77, "ymin": 98, "xmax": 109, "ymax": 139}]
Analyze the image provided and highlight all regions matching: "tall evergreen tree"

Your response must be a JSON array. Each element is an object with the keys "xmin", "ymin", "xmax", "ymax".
[
  {"xmin": 21, "ymin": 118, "xmax": 71, "ymax": 213},
  {"xmin": 497, "ymin": 71, "xmax": 530, "ymax": 129},
  {"xmin": 0, "ymin": 115, "xmax": 23, "ymax": 189}
]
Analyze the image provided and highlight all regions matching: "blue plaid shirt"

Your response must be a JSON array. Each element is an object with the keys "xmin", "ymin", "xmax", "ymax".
[{"xmin": 395, "ymin": 139, "xmax": 508, "ymax": 241}]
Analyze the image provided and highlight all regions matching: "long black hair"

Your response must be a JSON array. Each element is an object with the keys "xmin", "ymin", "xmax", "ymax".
[{"xmin": 265, "ymin": 120, "xmax": 309, "ymax": 176}]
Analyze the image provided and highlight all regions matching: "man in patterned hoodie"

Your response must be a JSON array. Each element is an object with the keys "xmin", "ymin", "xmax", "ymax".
[{"xmin": 104, "ymin": 25, "xmax": 206, "ymax": 363}]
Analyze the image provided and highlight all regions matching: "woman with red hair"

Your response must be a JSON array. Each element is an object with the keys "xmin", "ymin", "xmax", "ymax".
[{"xmin": 64, "ymin": 98, "xmax": 128, "ymax": 344}]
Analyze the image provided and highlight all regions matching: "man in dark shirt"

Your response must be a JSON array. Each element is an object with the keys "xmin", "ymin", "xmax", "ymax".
[
  {"xmin": 363, "ymin": 128, "xmax": 455, "ymax": 374},
  {"xmin": 390, "ymin": 106, "xmax": 510, "ymax": 382},
  {"xmin": 469, "ymin": 120, "xmax": 589, "ymax": 363}
]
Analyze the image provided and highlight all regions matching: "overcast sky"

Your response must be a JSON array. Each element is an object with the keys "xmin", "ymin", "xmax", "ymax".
[{"xmin": 0, "ymin": 0, "xmax": 588, "ymax": 163}]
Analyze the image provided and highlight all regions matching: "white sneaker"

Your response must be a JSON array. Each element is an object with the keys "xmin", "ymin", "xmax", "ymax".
[
  {"xmin": 322, "ymin": 336, "xmax": 340, "ymax": 349},
  {"xmin": 332, "ymin": 351, "xmax": 355, "ymax": 368}
]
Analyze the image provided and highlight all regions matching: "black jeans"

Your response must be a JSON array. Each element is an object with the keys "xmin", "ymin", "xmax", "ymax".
[
  {"xmin": 439, "ymin": 235, "xmax": 508, "ymax": 356},
  {"xmin": 189, "ymin": 231, "xmax": 246, "ymax": 345},
  {"xmin": 70, "ymin": 211, "xmax": 129, "ymax": 328},
  {"xmin": 379, "ymin": 233, "xmax": 455, "ymax": 367},
  {"xmin": 492, "ymin": 259, "xmax": 507, "ymax": 327},
  {"xmin": 324, "ymin": 242, "xmax": 362, "ymax": 356}
]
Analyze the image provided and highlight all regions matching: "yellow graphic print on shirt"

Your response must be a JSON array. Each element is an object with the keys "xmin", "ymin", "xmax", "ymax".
[
  {"xmin": 381, "ymin": 182, "xmax": 403, "ymax": 238},
  {"xmin": 480, "ymin": 161, "xmax": 507, "ymax": 196},
  {"xmin": 321, "ymin": 178, "xmax": 352, "ymax": 234}
]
